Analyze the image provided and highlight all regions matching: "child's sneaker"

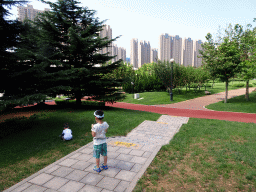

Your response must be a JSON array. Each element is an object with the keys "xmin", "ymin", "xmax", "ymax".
[
  {"xmin": 93, "ymin": 166, "xmax": 101, "ymax": 172},
  {"xmin": 100, "ymin": 164, "xmax": 108, "ymax": 170}
]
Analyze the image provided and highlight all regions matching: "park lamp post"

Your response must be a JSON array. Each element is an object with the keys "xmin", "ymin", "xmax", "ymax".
[{"xmin": 170, "ymin": 58, "xmax": 174, "ymax": 101}]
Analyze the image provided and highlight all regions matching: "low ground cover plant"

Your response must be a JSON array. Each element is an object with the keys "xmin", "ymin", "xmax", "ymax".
[{"xmin": 134, "ymin": 118, "xmax": 256, "ymax": 192}]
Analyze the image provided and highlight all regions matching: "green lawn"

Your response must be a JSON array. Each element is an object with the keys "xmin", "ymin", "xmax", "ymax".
[
  {"xmin": 0, "ymin": 106, "xmax": 162, "ymax": 191},
  {"xmin": 119, "ymin": 81, "xmax": 256, "ymax": 105},
  {"xmin": 205, "ymin": 90, "xmax": 256, "ymax": 114},
  {"xmin": 134, "ymin": 118, "xmax": 256, "ymax": 192}
]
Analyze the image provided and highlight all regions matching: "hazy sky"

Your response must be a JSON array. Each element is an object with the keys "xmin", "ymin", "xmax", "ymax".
[{"xmin": 6, "ymin": 0, "xmax": 256, "ymax": 57}]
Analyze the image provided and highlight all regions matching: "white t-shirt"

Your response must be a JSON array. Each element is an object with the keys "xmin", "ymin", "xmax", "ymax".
[
  {"xmin": 91, "ymin": 122, "xmax": 109, "ymax": 145},
  {"xmin": 62, "ymin": 128, "xmax": 73, "ymax": 140}
]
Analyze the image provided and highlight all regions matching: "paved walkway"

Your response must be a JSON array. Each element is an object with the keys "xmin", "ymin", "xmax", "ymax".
[{"xmin": 4, "ymin": 115, "xmax": 189, "ymax": 192}]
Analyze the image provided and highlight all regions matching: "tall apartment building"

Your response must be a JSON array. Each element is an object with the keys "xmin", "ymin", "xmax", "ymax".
[
  {"xmin": 171, "ymin": 35, "xmax": 182, "ymax": 65},
  {"xmin": 99, "ymin": 25, "xmax": 112, "ymax": 57},
  {"xmin": 151, "ymin": 48, "xmax": 158, "ymax": 63},
  {"xmin": 158, "ymin": 33, "xmax": 171, "ymax": 62},
  {"xmin": 17, "ymin": 4, "xmax": 50, "ymax": 22},
  {"xmin": 118, "ymin": 47, "xmax": 126, "ymax": 62},
  {"xmin": 112, "ymin": 44, "xmax": 118, "ymax": 63},
  {"xmin": 138, "ymin": 41, "xmax": 151, "ymax": 68},
  {"xmin": 194, "ymin": 40, "xmax": 203, "ymax": 67},
  {"xmin": 183, "ymin": 37, "xmax": 194, "ymax": 67},
  {"xmin": 130, "ymin": 38, "xmax": 138, "ymax": 69}
]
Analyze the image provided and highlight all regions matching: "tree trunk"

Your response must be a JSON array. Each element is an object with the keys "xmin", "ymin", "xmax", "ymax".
[
  {"xmin": 245, "ymin": 80, "xmax": 249, "ymax": 101},
  {"xmin": 75, "ymin": 90, "xmax": 82, "ymax": 106},
  {"xmin": 212, "ymin": 79, "xmax": 214, "ymax": 89},
  {"xmin": 224, "ymin": 81, "xmax": 228, "ymax": 103}
]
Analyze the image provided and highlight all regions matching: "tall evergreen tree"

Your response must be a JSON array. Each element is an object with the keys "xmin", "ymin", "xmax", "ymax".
[
  {"xmin": 17, "ymin": 0, "xmax": 126, "ymax": 106},
  {"xmin": 0, "ymin": 0, "xmax": 27, "ymax": 93}
]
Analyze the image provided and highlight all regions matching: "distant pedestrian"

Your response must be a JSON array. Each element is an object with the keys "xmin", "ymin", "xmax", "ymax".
[
  {"xmin": 60, "ymin": 123, "xmax": 73, "ymax": 141},
  {"xmin": 91, "ymin": 110, "xmax": 109, "ymax": 172}
]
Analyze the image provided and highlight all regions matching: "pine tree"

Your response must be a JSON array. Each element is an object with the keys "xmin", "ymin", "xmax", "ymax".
[
  {"xmin": 18, "ymin": 0, "xmax": 126, "ymax": 106},
  {"xmin": 0, "ymin": 0, "xmax": 27, "ymax": 92}
]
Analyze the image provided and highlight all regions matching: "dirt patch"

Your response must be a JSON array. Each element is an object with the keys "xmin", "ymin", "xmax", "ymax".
[{"xmin": 0, "ymin": 111, "xmax": 41, "ymax": 123}]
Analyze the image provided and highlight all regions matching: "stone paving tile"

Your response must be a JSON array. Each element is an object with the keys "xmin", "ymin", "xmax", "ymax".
[
  {"xmin": 130, "ymin": 163, "xmax": 142, "ymax": 173},
  {"xmin": 114, "ymin": 180, "xmax": 130, "ymax": 192},
  {"xmin": 65, "ymin": 170, "xmax": 89, "ymax": 181},
  {"xmin": 58, "ymin": 180, "xmax": 85, "ymax": 192},
  {"xmin": 96, "ymin": 176, "xmax": 121, "ymax": 191},
  {"xmin": 79, "ymin": 148, "xmax": 92, "ymax": 154},
  {"xmin": 107, "ymin": 158, "xmax": 120, "ymax": 168},
  {"xmin": 107, "ymin": 151, "xmax": 120, "ymax": 159},
  {"xmin": 80, "ymin": 172, "xmax": 104, "ymax": 185},
  {"xmin": 100, "ymin": 167, "xmax": 121, "ymax": 177},
  {"xmin": 75, "ymin": 153, "xmax": 92, "ymax": 161},
  {"xmin": 22, "ymin": 184, "xmax": 47, "ymax": 192},
  {"xmin": 107, "ymin": 145, "xmax": 120, "ymax": 152},
  {"xmin": 71, "ymin": 160, "xmax": 92, "ymax": 170},
  {"xmin": 142, "ymin": 151, "xmax": 152, "ymax": 158},
  {"xmin": 51, "ymin": 167, "xmax": 74, "ymax": 177},
  {"xmin": 58, "ymin": 158, "xmax": 79, "ymax": 167},
  {"xmin": 78, "ymin": 185, "xmax": 102, "ymax": 192},
  {"xmin": 44, "ymin": 165, "xmax": 61, "ymax": 174},
  {"xmin": 140, "ymin": 145, "xmax": 157, "ymax": 152},
  {"xmin": 28, "ymin": 173, "xmax": 54, "ymax": 185},
  {"xmin": 69, "ymin": 152, "xmax": 82, "ymax": 159},
  {"xmin": 116, "ymin": 154, "xmax": 134, "ymax": 161},
  {"xmin": 42, "ymin": 177, "xmax": 69, "ymax": 190},
  {"xmin": 11, "ymin": 182, "xmax": 31, "ymax": 192},
  {"xmin": 130, "ymin": 156, "xmax": 147, "ymax": 164},
  {"xmin": 115, "ymin": 161, "xmax": 135, "ymax": 171},
  {"xmin": 44, "ymin": 189, "xmax": 58, "ymax": 192},
  {"xmin": 101, "ymin": 190, "xmax": 112, "ymax": 192},
  {"xmin": 116, "ymin": 148, "xmax": 132, "ymax": 154},
  {"xmin": 129, "ymin": 149, "xmax": 145, "ymax": 157},
  {"xmin": 115, "ymin": 170, "xmax": 137, "ymax": 182}
]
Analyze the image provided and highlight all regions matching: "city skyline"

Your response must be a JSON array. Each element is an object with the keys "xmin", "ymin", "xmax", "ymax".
[{"xmin": 6, "ymin": 0, "xmax": 256, "ymax": 57}]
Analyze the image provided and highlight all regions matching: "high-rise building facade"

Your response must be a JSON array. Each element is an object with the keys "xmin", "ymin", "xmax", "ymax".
[
  {"xmin": 17, "ymin": 4, "xmax": 50, "ymax": 22},
  {"xmin": 130, "ymin": 38, "xmax": 138, "ymax": 69},
  {"xmin": 99, "ymin": 25, "xmax": 112, "ymax": 57},
  {"xmin": 112, "ymin": 44, "xmax": 118, "ymax": 63},
  {"xmin": 183, "ymin": 37, "xmax": 193, "ymax": 67},
  {"xmin": 194, "ymin": 40, "xmax": 203, "ymax": 67},
  {"xmin": 138, "ymin": 41, "xmax": 151, "ymax": 68},
  {"xmin": 158, "ymin": 33, "xmax": 171, "ymax": 62},
  {"xmin": 151, "ymin": 48, "xmax": 158, "ymax": 63},
  {"xmin": 118, "ymin": 47, "xmax": 126, "ymax": 62},
  {"xmin": 171, "ymin": 35, "xmax": 182, "ymax": 65}
]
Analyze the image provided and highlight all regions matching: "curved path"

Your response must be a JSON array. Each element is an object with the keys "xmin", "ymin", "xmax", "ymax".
[{"xmin": 150, "ymin": 87, "xmax": 256, "ymax": 111}]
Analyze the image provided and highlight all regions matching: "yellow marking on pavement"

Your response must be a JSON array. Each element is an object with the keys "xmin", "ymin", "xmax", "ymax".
[
  {"xmin": 157, "ymin": 122, "xmax": 168, "ymax": 124},
  {"xmin": 108, "ymin": 141, "xmax": 140, "ymax": 148}
]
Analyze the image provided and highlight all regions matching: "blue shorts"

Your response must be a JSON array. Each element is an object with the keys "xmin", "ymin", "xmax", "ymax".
[{"xmin": 93, "ymin": 143, "xmax": 107, "ymax": 159}]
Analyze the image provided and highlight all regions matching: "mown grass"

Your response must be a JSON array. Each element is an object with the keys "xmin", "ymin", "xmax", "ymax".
[
  {"xmin": 120, "ymin": 81, "xmax": 256, "ymax": 105},
  {"xmin": 0, "ymin": 105, "xmax": 162, "ymax": 191},
  {"xmin": 134, "ymin": 118, "xmax": 256, "ymax": 192},
  {"xmin": 205, "ymin": 90, "xmax": 256, "ymax": 114}
]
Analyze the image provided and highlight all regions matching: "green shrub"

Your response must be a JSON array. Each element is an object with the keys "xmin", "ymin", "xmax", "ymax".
[
  {"xmin": 232, "ymin": 83, "xmax": 245, "ymax": 87},
  {"xmin": 203, "ymin": 83, "xmax": 212, "ymax": 87}
]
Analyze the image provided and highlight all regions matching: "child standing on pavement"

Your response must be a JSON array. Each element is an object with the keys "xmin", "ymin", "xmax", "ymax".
[{"xmin": 91, "ymin": 110, "xmax": 109, "ymax": 172}]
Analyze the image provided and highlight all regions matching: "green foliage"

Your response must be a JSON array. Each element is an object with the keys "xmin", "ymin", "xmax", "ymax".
[{"xmin": 231, "ymin": 83, "xmax": 245, "ymax": 87}]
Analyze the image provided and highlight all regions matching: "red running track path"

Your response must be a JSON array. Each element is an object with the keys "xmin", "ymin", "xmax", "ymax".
[
  {"xmin": 105, "ymin": 102, "xmax": 256, "ymax": 124},
  {"xmin": 15, "ymin": 100, "xmax": 256, "ymax": 124}
]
